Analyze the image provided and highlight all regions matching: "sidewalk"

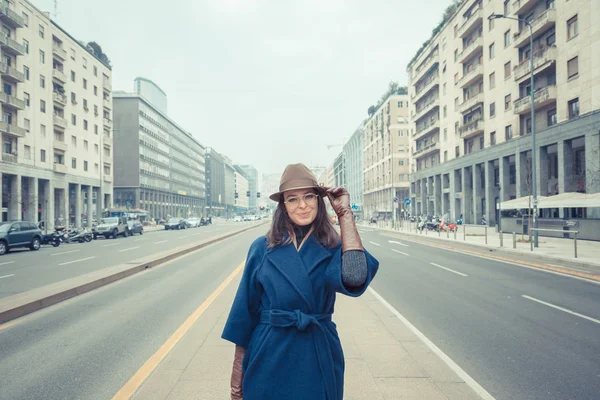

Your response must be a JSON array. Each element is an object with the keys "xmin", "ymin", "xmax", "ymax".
[
  {"xmin": 132, "ymin": 273, "xmax": 484, "ymax": 400},
  {"xmin": 362, "ymin": 221, "xmax": 600, "ymax": 269}
]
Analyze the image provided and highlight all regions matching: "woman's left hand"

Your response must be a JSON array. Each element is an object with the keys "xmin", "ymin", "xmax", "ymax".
[{"xmin": 325, "ymin": 187, "xmax": 352, "ymax": 217}]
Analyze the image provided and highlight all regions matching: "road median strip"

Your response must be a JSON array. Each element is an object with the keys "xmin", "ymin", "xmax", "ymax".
[{"xmin": 0, "ymin": 222, "xmax": 267, "ymax": 325}]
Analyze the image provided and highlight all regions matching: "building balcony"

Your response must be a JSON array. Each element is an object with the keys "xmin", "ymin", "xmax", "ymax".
[
  {"xmin": 1, "ymin": 152, "xmax": 18, "ymax": 163},
  {"xmin": 457, "ymin": 8, "xmax": 483, "ymax": 39},
  {"xmin": 1, "ymin": 64, "xmax": 24, "ymax": 83},
  {"xmin": 0, "ymin": 35, "xmax": 24, "ymax": 56},
  {"xmin": 103, "ymin": 175, "xmax": 113, "ymax": 183},
  {"xmin": 513, "ymin": 46, "xmax": 557, "ymax": 82},
  {"xmin": 103, "ymin": 79, "xmax": 111, "ymax": 90},
  {"xmin": 458, "ymin": 64, "xmax": 484, "ymax": 89},
  {"xmin": 513, "ymin": 9, "xmax": 556, "ymax": 48},
  {"xmin": 0, "ymin": 91, "xmax": 25, "ymax": 110},
  {"xmin": 512, "ymin": 0, "xmax": 536, "ymax": 16},
  {"xmin": 0, "ymin": 121, "xmax": 25, "ymax": 138},
  {"xmin": 459, "ymin": 119, "xmax": 485, "ymax": 139},
  {"xmin": 413, "ymin": 142, "xmax": 440, "ymax": 159},
  {"xmin": 458, "ymin": 36, "xmax": 483, "ymax": 64},
  {"xmin": 52, "ymin": 44, "xmax": 67, "ymax": 61},
  {"xmin": 103, "ymin": 153, "xmax": 112, "ymax": 164},
  {"xmin": 103, "ymin": 117, "xmax": 112, "ymax": 128},
  {"xmin": 514, "ymin": 85, "xmax": 557, "ymax": 114},
  {"xmin": 103, "ymin": 134, "xmax": 113, "ymax": 146},
  {"xmin": 0, "ymin": 4, "xmax": 24, "ymax": 28},
  {"xmin": 412, "ymin": 51, "xmax": 439, "ymax": 86},
  {"xmin": 414, "ymin": 75, "xmax": 439, "ymax": 103},
  {"xmin": 53, "ymin": 92, "xmax": 67, "ymax": 107},
  {"xmin": 413, "ymin": 98, "xmax": 439, "ymax": 122},
  {"xmin": 53, "ymin": 140, "xmax": 68, "ymax": 152},
  {"xmin": 458, "ymin": 92, "xmax": 484, "ymax": 114},
  {"xmin": 53, "ymin": 163, "xmax": 67, "ymax": 174},
  {"xmin": 103, "ymin": 98, "xmax": 111, "ymax": 109},
  {"xmin": 53, "ymin": 116, "xmax": 68, "ymax": 130},
  {"xmin": 52, "ymin": 68, "xmax": 67, "ymax": 83},
  {"xmin": 413, "ymin": 119, "xmax": 440, "ymax": 140}
]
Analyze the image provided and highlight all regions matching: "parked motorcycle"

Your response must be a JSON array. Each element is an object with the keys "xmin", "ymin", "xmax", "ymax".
[{"xmin": 40, "ymin": 231, "xmax": 61, "ymax": 247}]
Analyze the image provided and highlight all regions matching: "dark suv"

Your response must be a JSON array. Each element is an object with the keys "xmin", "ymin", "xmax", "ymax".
[{"xmin": 0, "ymin": 221, "xmax": 43, "ymax": 255}]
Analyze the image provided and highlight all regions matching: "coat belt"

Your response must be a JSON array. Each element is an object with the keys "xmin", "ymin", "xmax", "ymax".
[{"xmin": 260, "ymin": 309, "xmax": 337, "ymax": 400}]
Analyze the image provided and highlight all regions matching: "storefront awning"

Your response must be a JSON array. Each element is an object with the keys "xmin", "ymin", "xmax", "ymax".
[{"xmin": 500, "ymin": 193, "xmax": 600, "ymax": 209}]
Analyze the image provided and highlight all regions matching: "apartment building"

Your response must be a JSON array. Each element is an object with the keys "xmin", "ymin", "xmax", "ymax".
[
  {"xmin": 234, "ymin": 171, "xmax": 249, "ymax": 211},
  {"xmin": 206, "ymin": 147, "xmax": 226, "ymax": 217},
  {"xmin": 343, "ymin": 125, "xmax": 364, "ymax": 218},
  {"xmin": 363, "ymin": 94, "xmax": 411, "ymax": 220},
  {"xmin": 112, "ymin": 80, "xmax": 206, "ymax": 220},
  {"xmin": 234, "ymin": 164, "xmax": 258, "ymax": 210},
  {"xmin": 408, "ymin": 0, "xmax": 599, "ymax": 236},
  {"xmin": 0, "ymin": 0, "xmax": 113, "ymax": 227}
]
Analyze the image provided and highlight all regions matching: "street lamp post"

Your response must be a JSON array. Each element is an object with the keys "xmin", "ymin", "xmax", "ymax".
[{"xmin": 488, "ymin": 13, "xmax": 538, "ymax": 247}]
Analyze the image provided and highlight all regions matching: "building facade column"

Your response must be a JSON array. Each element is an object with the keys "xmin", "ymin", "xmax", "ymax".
[
  {"xmin": 87, "ymin": 186, "xmax": 93, "ymax": 227},
  {"xmin": 515, "ymin": 150, "xmax": 528, "ymax": 198},
  {"xmin": 29, "ymin": 177, "xmax": 39, "ymax": 222},
  {"xmin": 0, "ymin": 172, "xmax": 3, "ymax": 222},
  {"xmin": 9, "ymin": 174, "xmax": 21, "ymax": 221},
  {"xmin": 461, "ymin": 167, "xmax": 472, "ymax": 223},
  {"xmin": 472, "ymin": 164, "xmax": 482, "ymax": 224},
  {"xmin": 74, "ymin": 184, "xmax": 82, "ymax": 228},
  {"xmin": 585, "ymin": 132, "xmax": 600, "ymax": 218},
  {"xmin": 45, "ymin": 180, "xmax": 54, "ymax": 231},
  {"xmin": 96, "ymin": 186, "xmax": 103, "ymax": 221},
  {"xmin": 449, "ymin": 170, "xmax": 456, "ymax": 221},
  {"xmin": 434, "ymin": 174, "xmax": 442, "ymax": 216},
  {"xmin": 485, "ymin": 161, "xmax": 496, "ymax": 226},
  {"xmin": 537, "ymin": 146, "xmax": 549, "ymax": 197},
  {"xmin": 500, "ymin": 156, "xmax": 510, "ymax": 202}
]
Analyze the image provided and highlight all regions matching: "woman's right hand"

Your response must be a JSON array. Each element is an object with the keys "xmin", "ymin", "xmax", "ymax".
[{"xmin": 231, "ymin": 345, "xmax": 245, "ymax": 400}]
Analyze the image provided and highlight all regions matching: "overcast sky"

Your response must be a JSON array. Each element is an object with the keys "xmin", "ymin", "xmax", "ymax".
[{"xmin": 34, "ymin": 0, "xmax": 449, "ymax": 175}]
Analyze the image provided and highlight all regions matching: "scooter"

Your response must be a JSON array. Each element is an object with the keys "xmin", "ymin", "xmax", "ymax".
[{"xmin": 41, "ymin": 231, "xmax": 61, "ymax": 247}]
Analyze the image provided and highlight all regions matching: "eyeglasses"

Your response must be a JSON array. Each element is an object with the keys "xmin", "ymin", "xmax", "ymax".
[{"xmin": 284, "ymin": 193, "xmax": 319, "ymax": 210}]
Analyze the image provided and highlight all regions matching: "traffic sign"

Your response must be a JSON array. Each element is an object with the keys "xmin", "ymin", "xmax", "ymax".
[
  {"xmin": 404, "ymin": 199, "xmax": 411, "ymax": 206},
  {"xmin": 393, "ymin": 197, "xmax": 399, "ymax": 203}
]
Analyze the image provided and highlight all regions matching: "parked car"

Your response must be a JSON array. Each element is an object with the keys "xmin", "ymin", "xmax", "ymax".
[
  {"xmin": 185, "ymin": 218, "xmax": 201, "ymax": 228},
  {"xmin": 165, "ymin": 218, "xmax": 186, "ymax": 230},
  {"xmin": 94, "ymin": 217, "xmax": 129, "ymax": 239},
  {"xmin": 0, "ymin": 221, "xmax": 43, "ymax": 255},
  {"xmin": 233, "ymin": 215, "xmax": 243, "ymax": 222},
  {"xmin": 127, "ymin": 220, "xmax": 144, "ymax": 236}
]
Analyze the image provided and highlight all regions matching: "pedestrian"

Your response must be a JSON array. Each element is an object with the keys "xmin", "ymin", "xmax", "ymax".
[{"xmin": 222, "ymin": 163, "xmax": 379, "ymax": 400}]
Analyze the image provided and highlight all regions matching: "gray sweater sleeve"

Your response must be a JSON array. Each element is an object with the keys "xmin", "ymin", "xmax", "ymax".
[{"xmin": 341, "ymin": 250, "xmax": 368, "ymax": 288}]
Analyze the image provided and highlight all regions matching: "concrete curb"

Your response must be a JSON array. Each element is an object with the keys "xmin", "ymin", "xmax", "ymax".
[
  {"xmin": 364, "ymin": 224, "xmax": 600, "ymax": 271},
  {"xmin": 0, "ymin": 222, "xmax": 267, "ymax": 325}
]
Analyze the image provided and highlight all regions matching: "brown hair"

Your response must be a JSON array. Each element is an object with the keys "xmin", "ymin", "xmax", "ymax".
[{"xmin": 266, "ymin": 193, "xmax": 340, "ymax": 249}]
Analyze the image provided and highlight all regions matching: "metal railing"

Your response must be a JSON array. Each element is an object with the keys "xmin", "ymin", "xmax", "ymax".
[{"xmin": 530, "ymin": 228, "xmax": 579, "ymax": 258}]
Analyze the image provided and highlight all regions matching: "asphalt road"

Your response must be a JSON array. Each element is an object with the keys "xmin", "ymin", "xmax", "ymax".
[
  {"xmin": 0, "ymin": 221, "xmax": 261, "ymax": 299},
  {"xmin": 0, "ymin": 225, "xmax": 262, "ymax": 400},
  {"xmin": 360, "ymin": 227, "xmax": 600, "ymax": 400}
]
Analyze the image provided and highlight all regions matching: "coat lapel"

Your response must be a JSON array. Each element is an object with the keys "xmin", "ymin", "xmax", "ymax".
[
  {"xmin": 266, "ymin": 241, "xmax": 316, "ymax": 311},
  {"xmin": 301, "ymin": 235, "xmax": 335, "ymax": 275}
]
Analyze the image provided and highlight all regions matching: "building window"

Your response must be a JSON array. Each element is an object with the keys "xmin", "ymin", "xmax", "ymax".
[
  {"xmin": 94, "ymin": 86, "xmax": 98, "ymax": 96},
  {"xmin": 23, "ymin": 39, "xmax": 29, "ymax": 54},
  {"xmin": 505, "ymin": 125, "xmax": 513, "ymax": 140},
  {"xmin": 72, "ymin": 158, "xmax": 77, "ymax": 169},
  {"xmin": 567, "ymin": 15, "xmax": 578, "ymax": 40},
  {"xmin": 546, "ymin": 0, "xmax": 555, "ymax": 8},
  {"xmin": 525, "ymin": 117, "xmax": 532, "ymax": 134},
  {"xmin": 40, "ymin": 75, "xmax": 45, "ymax": 88},
  {"xmin": 84, "ymin": 140, "xmax": 88, "ymax": 150},
  {"xmin": 39, "ymin": 50, "xmax": 45, "ymax": 64},
  {"xmin": 454, "ymin": 97, "xmax": 459, "ymax": 110},
  {"xmin": 83, "ymin": 58, "xmax": 87, "ymax": 69},
  {"xmin": 94, "ymin": 105, "xmax": 98, "ymax": 115},
  {"xmin": 454, "ymin": 72, "xmax": 459, "ymax": 85},
  {"xmin": 83, "ymin": 78, "xmax": 87, "ymax": 89},
  {"xmin": 490, "ymin": 131, "xmax": 496, "ymax": 145},
  {"xmin": 83, "ymin": 98, "xmax": 88, "ymax": 110},
  {"xmin": 22, "ymin": 12, "xmax": 29, "ymax": 26},
  {"xmin": 505, "ymin": 94, "xmax": 511, "ymax": 110},
  {"xmin": 444, "ymin": 128, "xmax": 448, "ymax": 140},
  {"xmin": 490, "ymin": 102, "xmax": 496, "ymax": 117},
  {"xmin": 547, "ymin": 108, "xmax": 557, "ymax": 126},
  {"xmin": 504, "ymin": 62, "xmax": 511, "ymax": 79},
  {"xmin": 40, "ymin": 149, "xmax": 46, "ymax": 162},
  {"xmin": 41, "ymin": 124, "xmax": 46, "ymax": 137},
  {"xmin": 443, "ymin": 106, "xmax": 447, "ymax": 117},
  {"xmin": 489, "ymin": 43, "xmax": 495, "ymax": 59},
  {"xmin": 444, "ymin": 151, "xmax": 448, "ymax": 162},
  {"xmin": 443, "ymin": 83, "xmax": 447, "ymax": 95},
  {"xmin": 455, "ymin": 121, "xmax": 459, "ymax": 134},
  {"xmin": 399, "ymin": 160, "xmax": 405, "ymax": 166},
  {"xmin": 39, "ymin": 24, "xmax": 45, "ymax": 38},
  {"xmin": 504, "ymin": 30, "xmax": 511, "ymax": 47},
  {"xmin": 24, "ymin": 118, "xmax": 30, "ymax": 132},
  {"xmin": 70, "ymin": 48, "xmax": 75, "ymax": 60},
  {"xmin": 71, "ymin": 135, "xmax": 77, "ymax": 147},
  {"xmin": 84, "ymin": 120, "xmax": 88, "ymax": 130},
  {"xmin": 479, "ymin": 136, "xmax": 484, "ymax": 150},
  {"xmin": 454, "ymin": 49, "xmax": 458, "ymax": 62},
  {"xmin": 504, "ymin": 0, "xmax": 510, "ymax": 14},
  {"xmin": 40, "ymin": 100, "xmax": 46, "ymax": 113},
  {"xmin": 71, "ymin": 92, "xmax": 76, "ymax": 104},
  {"xmin": 489, "ymin": 72, "xmax": 495, "ymax": 88},
  {"xmin": 24, "ymin": 92, "xmax": 30, "ymax": 106},
  {"xmin": 94, "ymin": 144, "xmax": 99, "ymax": 154},
  {"xmin": 23, "ymin": 65, "xmax": 29, "ymax": 80},
  {"xmin": 93, "ymin": 66, "xmax": 98, "ymax": 77},
  {"xmin": 95, "ymin": 163, "xmax": 99, "ymax": 173},
  {"xmin": 567, "ymin": 56, "xmax": 579, "ymax": 79},
  {"xmin": 489, "ymin": 17, "xmax": 494, "ymax": 31},
  {"xmin": 455, "ymin": 146, "xmax": 460, "ymax": 158},
  {"xmin": 84, "ymin": 161, "xmax": 88, "ymax": 171},
  {"xmin": 568, "ymin": 98, "xmax": 579, "ymax": 119},
  {"xmin": 94, "ymin": 125, "xmax": 98, "ymax": 135},
  {"xmin": 71, "ymin": 114, "xmax": 77, "ymax": 125},
  {"xmin": 71, "ymin": 70, "xmax": 76, "ymax": 82}
]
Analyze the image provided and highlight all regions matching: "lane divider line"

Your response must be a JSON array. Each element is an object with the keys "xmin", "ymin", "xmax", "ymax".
[
  {"xmin": 388, "ymin": 240, "xmax": 409, "ymax": 247},
  {"xmin": 430, "ymin": 262, "xmax": 468, "ymax": 277},
  {"xmin": 112, "ymin": 260, "xmax": 246, "ymax": 400},
  {"xmin": 50, "ymin": 249, "xmax": 80, "ymax": 256},
  {"xmin": 369, "ymin": 241, "xmax": 381, "ymax": 247},
  {"xmin": 153, "ymin": 240, "xmax": 168, "ymax": 244},
  {"xmin": 119, "ymin": 246, "xmax": 140, "ymax": 253},
  {"xmin": 0, "ymin": 274, "xmax": 15, "ymax": 280},
  {"xmin": 391, "ymin": 249, "xmax": 410, "ymax": 256},
  {"xmin": 133, "ymin": 238, "xmax": 147, "ymax": 242},
  {"xmin": 0, "ymin": 261, "xmax": 15, "ymax": 266},
  {"xmin": 59, "ymin": 256, "xmax": 96, "ymax": 266},
  {"xmin": 522, "ymin": 295, "xmax": 600, "ymax": 325},
  {"xmin": 102, "ymin": 242, "xmax": 122, "ymax": 247},
  {"xmin": 369, "ymin": 288, "xmax": 496, "ymax": 400}
]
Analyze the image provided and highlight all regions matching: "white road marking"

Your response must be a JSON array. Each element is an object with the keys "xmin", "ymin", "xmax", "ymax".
[
  {"xmin": 178, "ymin": 235, "xmax": 187, "ymax": 239},
  {"xmin": 102, "ymin": 242, "xmax": 122, "ymax": 247},
  {"xmin": 0, "ymin": 274, "xmax": 15, "ymax": 279},
  {"xmin": 50, "ymin": 249, "xmax": 80, "ymax": 256},
  {"xmin": 522, "ymin": 295, "xmax": 600, "ymax": 325},
  {"xmin": 388, "ymin": 240, "xmax": 409, "ymax": 247},
  {"xmin": 548, "ymin": 263, "xmax": 591, "ymax": 274},
  {"xmin": 429, "ymin": 262, "xmax": 468, "ymax": 277},
  {"xmin": 134, "ymin": 238, "xmax": 147, "ymax": 242},
  {"xmin": 119, "ymin": 246, "xmax": 140, "ymax": 253},
  {"xmin": 153, "ymin": 240, "xmax": 168, "ymax": 244},
  {"xmin": 391, "ymin": 249, "xmax": 410, "ymax": 256},
  {"xmin": 369, "ymin": 288, "xmax": 496, "ymax": 400},
  {"xmin": 368, "ymin": 241, "xmax": 381, "ymax": 247},
  {"xmin": 59, "ymin": 256, "xmax": 96, "ymax": 266},
  {"xmin": 0, "ymin": 261, "xmax": 15, "ymax": 266}
]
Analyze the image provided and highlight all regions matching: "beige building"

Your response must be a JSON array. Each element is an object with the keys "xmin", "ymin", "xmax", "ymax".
[
  {"xmin": 234, "ymin": 171, "xmax": 249, "ymax": 210},
  {"xmin": 0, "ymin": 0, "xmax": 113, "ymax": 227},
  {"xmin": 363, "ymin": 94, "xmax": 411, "ymax": 220},
  {"xmin": 407, "ymin": 0, "xmax": 600, "ymax": 238}
]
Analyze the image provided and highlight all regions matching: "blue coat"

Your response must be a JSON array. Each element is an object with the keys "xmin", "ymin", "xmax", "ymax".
[{"xmin": 222, "ymin": 234, "xmax": 379, "ymax": 400}]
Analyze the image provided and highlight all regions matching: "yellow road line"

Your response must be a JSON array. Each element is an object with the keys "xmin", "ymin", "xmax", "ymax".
[
  {"xmin": 0, "ymin": 321, "xmax": 17, "ymax": 332},
  {"xmin": 112, "ymin": 259, "xmax": 246, "ymax": 400}
]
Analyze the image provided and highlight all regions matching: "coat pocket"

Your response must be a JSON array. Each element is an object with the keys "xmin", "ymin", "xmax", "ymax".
[{"xmin": 243, "ymin": 325, "xmax": 271, "ymax": 376}]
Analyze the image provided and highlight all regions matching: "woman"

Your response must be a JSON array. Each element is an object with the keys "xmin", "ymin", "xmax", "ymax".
[{"xmin": 222, "ymin": 163, "xmax": 379, "ymax": 400}]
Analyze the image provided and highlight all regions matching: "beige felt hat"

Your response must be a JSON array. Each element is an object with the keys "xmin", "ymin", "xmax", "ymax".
[{"xmin": 269, "ymin": 163, "xmax": 326, "ymax": 202}]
